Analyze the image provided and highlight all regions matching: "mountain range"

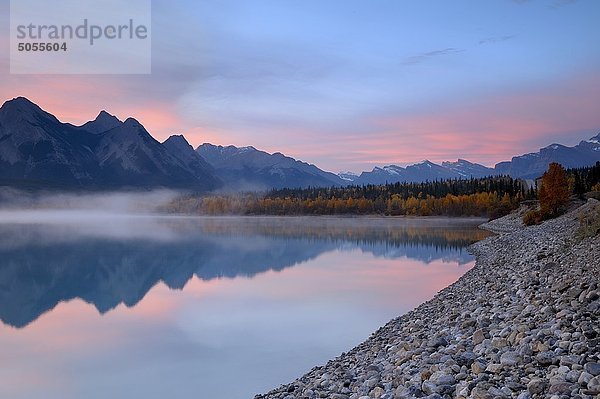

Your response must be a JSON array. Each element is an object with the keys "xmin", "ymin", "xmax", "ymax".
[
  {"xmin": 0, "ymin": 97, "xmax": 219, "ymax": 190},
  {"xmin": 343, "ymin": 138, "xmax": 600, "ymax": 185},
  {"xmin": 1, "ymin": 97, "xmax": 599, "ymax": 191}
]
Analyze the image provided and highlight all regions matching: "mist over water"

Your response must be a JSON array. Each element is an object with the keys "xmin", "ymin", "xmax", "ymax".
[
  {"xmin": 0, "ymin": 193, "xmax": 488, "ymax": 399},
  {"xmin": 0, "ymin": 188, "xmax": 182, "ymax": 213}
]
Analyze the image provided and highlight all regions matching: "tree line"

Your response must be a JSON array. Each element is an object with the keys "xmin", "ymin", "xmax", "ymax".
[
  {"xmin": 569, "ymin": 161, "xmax": 600, "ymax": 198},
  {"xmin": 164, "ymin": 175, "xmax": 531, "ymax": 218},
  {"xmin": 162, "ymin": 162, "xmax": 600, "ymax": 218}
]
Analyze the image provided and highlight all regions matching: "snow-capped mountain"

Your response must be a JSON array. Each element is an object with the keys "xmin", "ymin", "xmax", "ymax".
[
  {"xmin": 196, "ymin": 143, "xmax": 344, "ymax": 189},
  {"xmin": 404, "ymin": 160, "xmax": 462, "ymax": 181},
  {"xmin": 356, "ymin": 165, "xmax": 406, "ymax": 185},
  {"xmin": 345, "ymin": 134, "xmax": 600, "ymax": 185},
  {"xmin": 352, "ymin": 160, "xmax": 490, "ymax": 185},
  {"xmin": 494, "ymin": 133, "xmax": 600, "ymax": 178},
  {"xmin": 338, "ymin": 171, "xmax": 359, "ymax": 182},
  {"xmin": 441, "ymin": 159, "xmax": 495, "ymax": 178},
  {"xmin": 584, "ymin": 134, "xmax": 600, "ymax": 147}
]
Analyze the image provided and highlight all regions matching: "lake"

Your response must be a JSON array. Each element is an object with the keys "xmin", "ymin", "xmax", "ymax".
[{"xmin": 0, "ymin": 212, "xmax": 489, "ymax": 399}]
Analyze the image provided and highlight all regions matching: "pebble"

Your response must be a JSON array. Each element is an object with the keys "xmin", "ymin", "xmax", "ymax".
[
  {"xmin": 472, "ymin": 329, "xmax": 485, "ymax": 345},
  {"xmin": 587, "ymin": 375, "xmax": 600, "ymax": 394},
  {"xmin": 499, "ymin": 351, "xmax": 520, "ymax": 366},
  {"xmin": 584, "ymin": 362, "xmax": 600, "ymax": 376},
  {"xmin": 527, "ymin": 378, "xmax": 548, "ymax": 394}
]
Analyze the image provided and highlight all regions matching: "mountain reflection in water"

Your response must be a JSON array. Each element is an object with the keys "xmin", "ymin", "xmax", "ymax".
[{"xmin": 0, "ymin": 215, "xmax": 489, "ymax": 329}]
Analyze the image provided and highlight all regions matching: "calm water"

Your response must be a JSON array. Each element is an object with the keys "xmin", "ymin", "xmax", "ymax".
[{"xmin": 0, "ymin": 212, "xmax": 489, "ymax": 399}]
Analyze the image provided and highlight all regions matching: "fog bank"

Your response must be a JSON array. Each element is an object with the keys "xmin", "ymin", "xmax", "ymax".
[{"xmin": 0, "ymin": 188, "xmax": 181, "ymax": 214}]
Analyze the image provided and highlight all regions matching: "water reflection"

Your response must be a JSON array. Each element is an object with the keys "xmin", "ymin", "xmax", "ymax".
[
  {"xmin": 0, "ymin": 215, "xmax": 487, "ymax": 329},
  {"xmin": 0, "ymin": 213, "xmax": 488, "ymax": 399}
]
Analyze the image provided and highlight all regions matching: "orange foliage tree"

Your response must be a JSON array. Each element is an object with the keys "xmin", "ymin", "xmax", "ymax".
[{"xmin": 538, "ymin": 162, "xmax": 570, "ymax": 217}]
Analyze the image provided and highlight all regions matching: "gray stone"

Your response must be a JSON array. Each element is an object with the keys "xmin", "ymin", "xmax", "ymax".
[
  {"xmin": 471, "ymin": 361, "xmax": 486, "ymax": 375},
  {"xmin": 491, "ymin": 337, "xmax": 507, "ymax": 349},
  {"xmin": 527, "ymin": 378, "xmax": 548, "ymax": 395},
  {"xmin": 365, "ymin": 377, "xmax": 378, "ymax": 389},
  {"xmin": 369, "ymin": 386, "xmax": 384, "ymax": 399},
  {"xmin": 470, "ymin": 387, "xmax": 492, "ymax": 399},
  {"xmin": 587, "ymin": 375, "xmax": 600, "ymax": 394},
  {"xmin": 559, "ymin": 355, "xmax": 580, "ymax": 367},
  {"xmin": 584, "ymin": 362, "xmax": 600, "ymax": 376},
  {"xmin": 578, "ymin": 371, "xmax": 593, "ymax": 385},
  {"xmin": 565, "ymin": 370, "xmax": 581, "ymax": 383},
  {"xmin": 500, "ymin": 351, "xmax": 521, "ymax": 366},
  {"xmin": 486, "ymin": 363, "xmax": 502, "ymax": 373},
  {"xmin": 535, "ymin": 351, "xmax": 555, "ymax": 366},
  {"xmin": 429, "ymin": 371, "xmax": 455, "ymax": 385},
  {"xmin": 428, "ymin": 337, "xmax": 448, "ymax": 348},
  {"xmin": 472, "ymin": 329, "xmax": 485, "ymax": 345},
  {"xmin": 421, "ymin": 381, "xmax": 438, "ymax": 395},
  {"xmin": 547, "ymin": 381, "xmax": 575, "ymax": 395},
  {"xmin": 457, "ymin": 351, "xmax": 477, "ymax": 366}
]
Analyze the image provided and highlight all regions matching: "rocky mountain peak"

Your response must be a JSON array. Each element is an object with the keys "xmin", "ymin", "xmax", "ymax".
[
  {"xmin": 164, "ymin": 134, "xmax": 191, "ymax": 148},
  {"xmin": 81, "ymin": 110, "xmax": 122, "ymax": 134},
  {"xmin": 0, "ymin": 96, "xmax": 58, "ymax": 124},
  {"xmin": 123, "ymin": 117, "xmax": 143, "ymax": 128},
  {"xmin": 95, "ymin": 110, "xmax": 121, "ymax": 125},
  {"xmin": 587, "ymin": 133, "xmax": 600, "ymax": 144},
  {"xmin": 163, "ymin": 135, "xmax": 197, "ymax": 157}
]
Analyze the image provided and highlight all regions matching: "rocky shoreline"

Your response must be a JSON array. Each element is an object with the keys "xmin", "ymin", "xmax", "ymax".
[{"xmin": 254, "ymin": 200, "xmax": 600, "ymax": 399}]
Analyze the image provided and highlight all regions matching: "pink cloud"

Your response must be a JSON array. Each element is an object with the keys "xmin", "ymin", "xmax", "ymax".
[
  {"xmin": 1, "ymin": 70, "xmax": 599, "ymax": 172},
  {"xmin": 256, "ymin": 71, "xmax": 600, "ymax": 171},
  {"xmin": 356, "ymin": 71, "xmax": 600, "ymax": 167},
  {"xmin": 0, "ymin": 77, "xmax": 224, "ymax": 147},
  {"xmin": 0, "ymin": 76, "xmax": 125, "ymax": 123}
]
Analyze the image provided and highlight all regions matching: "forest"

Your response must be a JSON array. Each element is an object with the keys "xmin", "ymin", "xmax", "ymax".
[{"xmin": 163, "ymin": 162, "xmax": 600, "ymax": 218}]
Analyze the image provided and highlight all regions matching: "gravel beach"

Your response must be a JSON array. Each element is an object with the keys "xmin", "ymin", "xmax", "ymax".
[{"xmin": 254, "ymin": 200, "xmax": 600, "ymax": 399}]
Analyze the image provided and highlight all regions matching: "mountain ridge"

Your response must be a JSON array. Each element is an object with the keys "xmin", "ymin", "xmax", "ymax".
[
  {"xmin": 1, "ymin": 97, "xmax": 599, "ymax": 190},
  {"xmin": 196, "ymin": 143, "xmax": 345, "ymax": 190},
  {"xmin": 342, "ymin": 134, "xmax": 600, "ymax": 185},
  {"xmin": 0, "ymin": 97, "xmax": 219, "ymax": 191}
]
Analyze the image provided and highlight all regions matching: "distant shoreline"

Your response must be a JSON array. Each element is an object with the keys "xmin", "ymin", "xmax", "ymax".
[{"xmin": 0, "ymin": 209, "xmax": 489, "ymax": 229}]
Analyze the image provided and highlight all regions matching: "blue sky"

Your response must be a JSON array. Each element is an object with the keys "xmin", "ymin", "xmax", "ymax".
[{"xmin": 1, "ymin": 0, "xmax": 599, "ymax": 172}]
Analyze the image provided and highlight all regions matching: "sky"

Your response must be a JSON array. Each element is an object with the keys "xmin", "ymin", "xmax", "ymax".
[{"xmin": 1, "ymin": 0, "xmax": 600, "ymax": 173}]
